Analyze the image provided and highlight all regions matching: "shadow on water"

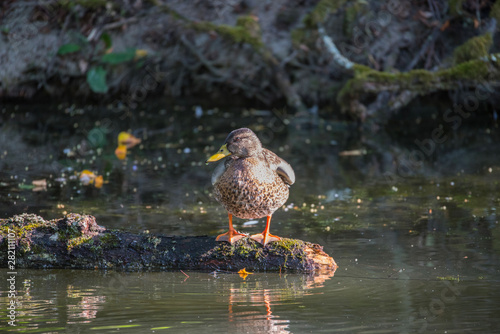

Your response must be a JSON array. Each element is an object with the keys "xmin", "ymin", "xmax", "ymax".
[{"xmin": 0, "ymin": 100, "xmax": 499, "ymax": 332}]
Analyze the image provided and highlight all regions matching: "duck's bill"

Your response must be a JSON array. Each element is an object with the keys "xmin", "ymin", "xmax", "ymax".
[{"xmin": 206, "ymin": 144, "xmax": 231, "ymax": 163}]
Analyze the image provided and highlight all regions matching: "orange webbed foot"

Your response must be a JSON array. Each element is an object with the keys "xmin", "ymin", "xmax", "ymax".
[
  {"xmin": 216, "ymin": 213, "xmax": 248, "ymax": 244},
  {"xmin": 216, "ymin": 230, "xmax": 247, "ymax": 244},
  {"xmin": 250, "ymin": 233, "xmax": 281, "ymax": 246}
]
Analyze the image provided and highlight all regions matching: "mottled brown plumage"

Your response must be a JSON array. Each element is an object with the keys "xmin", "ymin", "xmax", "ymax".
[{"xmin": 206, "ymin": 128, "xmax": 295, "ymax": 245}]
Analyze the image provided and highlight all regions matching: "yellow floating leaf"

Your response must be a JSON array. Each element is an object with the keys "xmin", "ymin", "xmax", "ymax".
[
  {"xmin": 94, "ymin": 175, "xmax": 104, "ymax": 189},
  {"xmin": 238, "ymin": 268, "xmax": 253, "ymax": 280},
  {"xmin": 118, "ymin": 131, "xmax": 141, "ymax": 148},
  {"xmin": 79, "ymin": 170, "xmax": 96, "ymax": 185},
  {"xmin": 134, "ymin": 49, "xmax": 148, "ymax": 60},
  {"xmin": 238, "ymin": 268, "xmax": 252, "ymax": 275},
  {"xmin": 117, "ymin": 132, "xmax": 130, "ymax": 145},
  {"xmin": 115, "ymin": 145, "xmax": 127, "ymax": 160}
]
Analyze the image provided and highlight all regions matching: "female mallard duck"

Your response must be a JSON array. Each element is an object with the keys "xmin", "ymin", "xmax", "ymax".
[{"xmin": 206, "ymin": 128, "xmax": 295, "ymax": 246}]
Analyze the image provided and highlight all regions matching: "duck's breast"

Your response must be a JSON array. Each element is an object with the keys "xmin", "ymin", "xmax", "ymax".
[{"xmin": 213, "ymin": 158, "xmax": 289, "ymax": 219}]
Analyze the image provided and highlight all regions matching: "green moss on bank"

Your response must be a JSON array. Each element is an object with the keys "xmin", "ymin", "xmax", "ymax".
[
  {"xmin": 343, "ymin": 1, "xmax": 369, "ymax": 37},
  {"xmin": 304, "ymin": 0, "xmax": 348, "ymax": 27},
  {"xmin": 148, "ymin": 2, "xmax": 262, "ymax": 49},
  {"xmin": 191, "ymin": 15, "xmax": 263, "ymax": 49},
  {"xmin": 292, "ymin": 0, "xmax": 347, "ymax": 46},
  {"xmin": 491, "ymin": 1, "xmax": 500, "ymax": 22},
  {"xmin": 449, "ymin": 0, "xmax": 465, "ymax": 16},
  {"xmin": 56, "ymin": 0, "xmax": 108, "ymax": 9},
  {"xmin": 147, "ymin": 0, "xmax": 188, "ymax": 21}
]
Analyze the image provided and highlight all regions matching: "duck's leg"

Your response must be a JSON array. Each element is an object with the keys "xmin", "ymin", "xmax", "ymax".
[
  {"xmin": 216, "ymin": 213, "xmax": 247, "ymax": 244},
  {"xmin": 250, "ymin": 215, "xmax": 281, "ymax": 246}
]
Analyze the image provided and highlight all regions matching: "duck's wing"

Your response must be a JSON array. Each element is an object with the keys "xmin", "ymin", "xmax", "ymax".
[
  {"xmin": 276, "ymin": 159, "xmax": 295, "ymax": 185},
  {"xmin": 262, "ymin": 149, "xmax": 295, "ymax": 185},
  {"xmin": 211, "ymin": 160, "xmax": 227, "ymax": 185}
]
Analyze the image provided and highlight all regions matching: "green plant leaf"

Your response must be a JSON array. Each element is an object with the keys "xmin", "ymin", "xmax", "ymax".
[
  {"xmin": 101, "ymin": 48, "xmax": 136, "ymax": 64},
  {"xmin": 101, "ymin": 32, "xmax": 112, "ymax": 49},
  {"xmin": 57, "ymin": 43, "xmax": 81, "ymax": 55},
  {"xmin": 86, "ymin": 66, "xmax": 108, "ymax": 94},
  {"xmin": 87, "ymin": 127, "xmax": 108, "ymax": 147},
  {"xmin": 72, "ymin": 31, "xmax": 89, "ymax": 45}
]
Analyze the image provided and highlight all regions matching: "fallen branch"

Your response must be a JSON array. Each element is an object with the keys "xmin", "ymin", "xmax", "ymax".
[
  {"xmin": 0, "ymin": 214, "xmax": 337, "ymax": 273},
  {"xmin": 318, "ymin": 25, "xmax": 354, "ymax": 70},
  {"xmin": 338, "ymin": 54, "xmax": 500, "ymax": 116}
]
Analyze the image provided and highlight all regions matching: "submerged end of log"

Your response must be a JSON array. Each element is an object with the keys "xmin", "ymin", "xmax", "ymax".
[{"xmin": 0, "ymin": 213, "xmax": 337, "ymax": 274}]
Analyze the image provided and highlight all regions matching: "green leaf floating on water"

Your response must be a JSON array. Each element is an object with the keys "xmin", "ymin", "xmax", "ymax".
[
  {"xmin": 86, "ymin": 66, "xmax": 108, "ymax": 94},
  {"xmin": 101, "ymin": 48, "xmax": 136, "ymax": 64},
  {"xmin": 57, "ymin": 43, "xmax": 81, "ymax": 55},
  {"xmin": 90, "ymin": 324, "xmax": 141, "ymax": 330}
]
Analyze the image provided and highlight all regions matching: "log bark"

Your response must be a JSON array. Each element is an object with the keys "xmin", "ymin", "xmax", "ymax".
[{"xmin": 0, "ymin": 213, "xmax": 337, "ymax": 273}]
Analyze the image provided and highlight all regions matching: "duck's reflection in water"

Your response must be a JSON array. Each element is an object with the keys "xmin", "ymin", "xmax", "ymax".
[
  {"xmin": 219, "ymin": 268, "xmax": 336, "ymax": 333},
  {"xmin": 0, "ymin": 267, "xmax": 335, "ymax": 333},
  {"xmin": 228, "ymin": 288, "xmax": 290, "ymax": 333}
]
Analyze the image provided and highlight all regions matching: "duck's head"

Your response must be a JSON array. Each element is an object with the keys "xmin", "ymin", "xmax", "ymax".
[{"xmin": 206, "ymin": 128, "xmax": 262, "ymax": 163}]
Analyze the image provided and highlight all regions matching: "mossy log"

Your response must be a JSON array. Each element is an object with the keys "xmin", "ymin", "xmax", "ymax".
[
  {"xmin": 337, "ymin": 55, "xmax": 500, "ymax": 118},
  {"xmin": 0, "ymin": 214, "xmax": 337, "ymax": 273}
]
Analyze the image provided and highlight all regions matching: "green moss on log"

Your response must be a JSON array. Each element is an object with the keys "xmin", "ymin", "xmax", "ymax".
[
  {"xmin": 441, "ymin": 59, "xmax": 491, "ymax": 81},
  {"xmin": 98, "ymin": 232, "xmax": 120, "ymax": 248},
  {"xmin": 454, "ymin": 33, "xmax": 493, "ymax": 64},
  {"xmin": 0, "ymin": 214, "xmax": 53, "ymax": 239},
  {"xmin": 67, "ymin": 235, "xmax": 93, "ymax": 252},
  {"xmin": 0, "ymin": 214, "xmax": 337, "ymax": 272},
  {"xmin": 201, "ymin": 237, "xmax": 311, "ymax": 270},
  {"xmin": 337, "ymin": 54, "xmax": 500, "ymax": 112}
]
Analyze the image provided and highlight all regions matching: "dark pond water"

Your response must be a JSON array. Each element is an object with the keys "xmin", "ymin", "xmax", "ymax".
[{"xmin": 0, "ymin": 101, "xmax": 499, "ymax": 333}]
